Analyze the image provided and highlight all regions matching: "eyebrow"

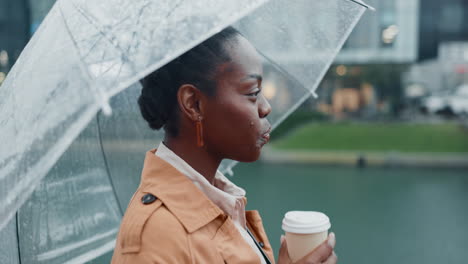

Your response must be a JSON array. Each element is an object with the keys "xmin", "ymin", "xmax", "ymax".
[{"xmin": 241, "ymin": 74, "xmax": 263, "ymax": 83}]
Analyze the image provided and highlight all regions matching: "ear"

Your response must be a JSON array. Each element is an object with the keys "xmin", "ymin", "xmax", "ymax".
[{"xmin": 177, "ymin": 84, "xmax": 206, "ymax": 121}]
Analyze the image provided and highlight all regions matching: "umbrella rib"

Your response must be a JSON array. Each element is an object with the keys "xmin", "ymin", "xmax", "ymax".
[
  {"xmin": 15, "ymin": 213, "xmax": 22, "ymax": 264},
  {"xmin": 58, "ymin": 0, "xmax": 113, "ymax": 113},
  {"xmin": 92, "ymin": 60, "xmax": 121, "ymax": 79},
  {"xmin": 145, "ymin": 0, "xmax": 184, "ymax": 54},
  {"xmin": 165, "ymin": 0, "xmax": 184, "ymax": 19},
  {"xmin": 56, "ymin": 3, "xmax": 125, "ymax": 218},
  {"xmin": 57, "ymin": 2, "xmax": 103, "ymax": 99},
  {"xmin": 127, "ymin": 1, "xmax": 151, "ymax": 54},
  {"xmin": 57, "ymin": 2, "xmax": 94, "ymax": 82},
  {"xmin": 96, "ymin": 113, "xmax": 124, "ymax": 216},
  {"xmin": 258, "ymin": 50, "xmax": 312, "ymax": 94},
  {"xmin": 346, "ymin": 0, "xmax": 375, "ymax": 11},
  {"xmin": 82, "ymin": 13, "xmax": 134, "ymax": 60},
  {"xmin": 146, "ymin": 0, "xmax": 185, "ymax": 52},
  {"xmin": 69, "ymin": 1, "xmax": 137, "ymax": 72},
  {"xmin": 81, "ymin": 34, "xmax": 106, "ymax": 61}
]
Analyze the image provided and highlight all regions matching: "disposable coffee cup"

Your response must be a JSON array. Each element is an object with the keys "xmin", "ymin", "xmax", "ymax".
[{"xmin": 282, "ymin": 211, "xmax": 331, "ymax": 263}]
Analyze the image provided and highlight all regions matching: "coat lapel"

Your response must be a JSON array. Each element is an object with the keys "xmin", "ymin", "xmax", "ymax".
[
  {"xmin": 246, "ymin": 210, "xmax": 276, "ymax": 264},
  {"xmin": 214, "ymin": 216, "xmax": 262, "ymax": 264},
  {"xmin": 140, "ymin": 150, "xmax": 224, "ymax": 233}
]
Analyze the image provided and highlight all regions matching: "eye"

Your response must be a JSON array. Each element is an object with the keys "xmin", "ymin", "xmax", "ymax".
[{"xmin": 246, "ymin": 89, "xmax": 261, "ymax": 97}]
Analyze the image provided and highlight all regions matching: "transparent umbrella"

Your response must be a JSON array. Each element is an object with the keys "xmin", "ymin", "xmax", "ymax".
[{"xmin": 0, "ymin": 0, "xmax": 372, "ymax": 263}]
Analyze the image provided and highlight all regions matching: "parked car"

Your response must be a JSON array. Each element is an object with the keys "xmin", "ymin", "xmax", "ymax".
[{"xmin": 421, "ymin": 84, "xmax": 468, "ymax": 116}]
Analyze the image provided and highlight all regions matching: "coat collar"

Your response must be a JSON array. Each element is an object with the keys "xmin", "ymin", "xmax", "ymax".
[{"xmin": 140, "ymin": 149, "xmax": 224, "ymax": 233}]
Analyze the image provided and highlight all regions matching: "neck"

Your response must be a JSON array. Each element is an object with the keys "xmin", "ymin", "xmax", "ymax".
[{"xmin": 163, "ymin": 135, "xmax": 221, "ymax": 184}]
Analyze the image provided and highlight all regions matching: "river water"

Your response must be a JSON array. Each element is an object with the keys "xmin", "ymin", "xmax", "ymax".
[
  {"xmin": 231, "ymin": 162, "xmax": 468, "ymax": 264},
  {"xmin": 88, "ymin": 161, "xmax": 467, "ymax": 264}
]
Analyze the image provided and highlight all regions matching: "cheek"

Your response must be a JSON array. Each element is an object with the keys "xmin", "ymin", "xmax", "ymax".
[
  {"xmin": 219, "ymin": 99, "xmax": 257, "ymax": 130},
  {"xmin": 205, "ymin": 98, "xmax": 259, "ymax": 144}
]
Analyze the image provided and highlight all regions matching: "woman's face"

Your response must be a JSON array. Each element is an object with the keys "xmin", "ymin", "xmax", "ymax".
[{"xmin": 202, "ymin": 35, "xmax": 272, "ymax": 162}]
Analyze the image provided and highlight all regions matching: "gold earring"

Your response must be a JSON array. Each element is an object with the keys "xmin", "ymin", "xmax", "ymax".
[{"xmin": 196, "ymin": 116, "xmax": 204, "ymax": 147}]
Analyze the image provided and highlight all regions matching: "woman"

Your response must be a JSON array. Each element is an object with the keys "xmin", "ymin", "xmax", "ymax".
[{"xmin": 111, "ymin": 26, "xmax": 337, "ymax": 264}]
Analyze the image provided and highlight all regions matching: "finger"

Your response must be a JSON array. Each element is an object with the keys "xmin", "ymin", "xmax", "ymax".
[
  {"xmin": 323, "ymin": 252, "xmax": 338, "ymax": 264},
  {"xmin": 303, "ymin": 233, "xmax": 335, "ymax": 263},
  {"xmin": 328, "ymin": 232, "xmax": 336, "ymax": 248},
  {"xmin": 278, "ymin": 235, "xmax": 292, "ymax": 264}
]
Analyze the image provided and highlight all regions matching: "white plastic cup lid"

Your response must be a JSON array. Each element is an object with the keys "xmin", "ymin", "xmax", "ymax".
[{"xmin": 282, "ymin": 211, "xmax": 331, "ymax": 234}]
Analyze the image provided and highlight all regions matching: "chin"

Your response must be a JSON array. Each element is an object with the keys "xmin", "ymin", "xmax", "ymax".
[{"xmin": 234, "ymin": 149, "xmax": 262, "ymax": 163}]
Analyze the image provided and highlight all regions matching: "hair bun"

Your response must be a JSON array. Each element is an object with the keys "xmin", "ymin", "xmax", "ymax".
[{"xmin": 138, "ymin": 95, "xmax": 167, "ymax": 130}]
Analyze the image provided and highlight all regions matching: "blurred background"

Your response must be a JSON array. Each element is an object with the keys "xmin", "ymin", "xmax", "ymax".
[{"xmin": 1, "ymin": 0, "xmax": 467, "ymax": 263}]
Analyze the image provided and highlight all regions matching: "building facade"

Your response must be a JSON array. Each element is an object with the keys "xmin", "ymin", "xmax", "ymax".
[
  {"xmin": 336, "ymin": 0, "xmax": 419, "ymax": 64},
  {"xmin": 419, "ymin": 0, "xmax": 468, "ymax": 61},
  {"xmin": 0, "ymin": 0, "xmax": 55, "ymax": 85},
  {"xmin": 313, "ymin": 0, "xmax": 420, "ymax": 118}
]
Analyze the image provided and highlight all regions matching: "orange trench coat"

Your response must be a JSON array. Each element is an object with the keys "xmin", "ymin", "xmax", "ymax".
[{"xmin": 111, "ymin": 150, "xmax": 276, "ymax": 263}]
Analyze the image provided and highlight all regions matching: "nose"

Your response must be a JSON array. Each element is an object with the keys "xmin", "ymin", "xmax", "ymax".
[{"xmin": 258, "ymin": 94, "xmax": 272, "ymax": 118}]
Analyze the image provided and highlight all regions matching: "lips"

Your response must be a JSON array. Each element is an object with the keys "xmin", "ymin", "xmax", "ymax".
[{"xmin": 260, "ymin": 126, "xmax": 272, "ymax": 145}]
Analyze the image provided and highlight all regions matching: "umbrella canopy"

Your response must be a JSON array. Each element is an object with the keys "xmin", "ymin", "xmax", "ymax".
[{"xmin": 0, "ymin": 0, "xmax": 372, "ymax": 263}]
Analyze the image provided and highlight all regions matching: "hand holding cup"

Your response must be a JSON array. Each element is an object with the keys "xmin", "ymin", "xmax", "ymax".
[
  {"xmin": 278, "ymin": 232, "xmax": 337, "ymax": 264},
  {"xmin": 278, "ymin": 211, "xmax": 337, "ymax": 264}
]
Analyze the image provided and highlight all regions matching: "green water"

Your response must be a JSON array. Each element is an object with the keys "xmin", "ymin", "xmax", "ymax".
[
  {"xmin": 231, "ymin": 162, "xmax": 468, "ymax": 264},
  {"xmin": 89, "ymin": 163, "xmax": 468, "ymax": 264}
]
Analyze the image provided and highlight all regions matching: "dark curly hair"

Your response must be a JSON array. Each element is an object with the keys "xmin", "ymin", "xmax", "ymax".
[{"xmin": 138, "ymin": 26, "xmax": 241, "ymax": 136}]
